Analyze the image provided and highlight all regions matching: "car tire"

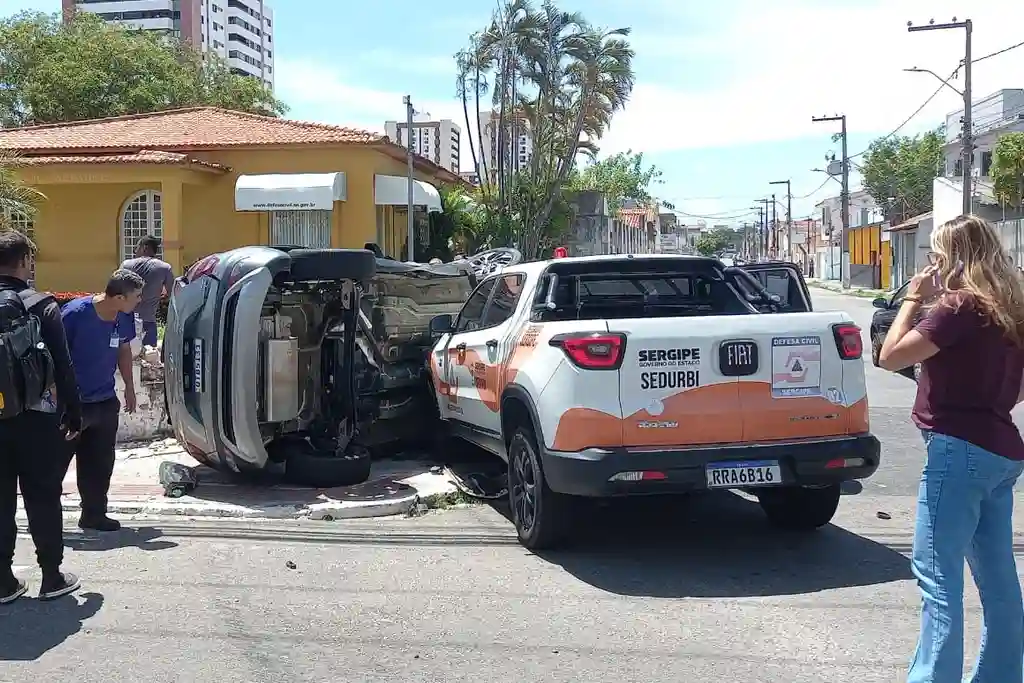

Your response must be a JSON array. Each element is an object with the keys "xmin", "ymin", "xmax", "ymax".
[
  {"xmin": 898, "ymin": 363, "xmax": 920, "ymax": 381},
  {"xmin": 284, "ymin": 441, "xmax": 372, "ymax": 488},
  {"xmin": 507, "ymin": 426, "xmax": 573, "ymax": 550},
  {"xmin": 287, "ymin": 248, "xmax": 377, "ymax": 282},
  {"xmin": 870, "ymin": 331, "xmax": 882, "ymax": 367},
  {"xmin": 757, "ymin": 484, "xmax": 841, "ymax": 531}
]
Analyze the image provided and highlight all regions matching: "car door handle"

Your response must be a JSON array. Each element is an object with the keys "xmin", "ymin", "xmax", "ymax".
[
  {"xmin": 486, "ymin": 339, "xmax": 498, "ymax": 347},
  {"xmin": 455, "ymin": 342, "xmax": 467, "ymax": 351}
]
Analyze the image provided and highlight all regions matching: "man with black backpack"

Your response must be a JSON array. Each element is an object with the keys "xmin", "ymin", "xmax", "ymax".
[{"xmin": 0, "ymin": 230, "xmax": 82, "ymax": 604}]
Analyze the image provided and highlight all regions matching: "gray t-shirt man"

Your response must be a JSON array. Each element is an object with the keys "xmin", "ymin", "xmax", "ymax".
[{"xmin": 119, "ymin": 256, "xmax": 174, "ymax": 322}]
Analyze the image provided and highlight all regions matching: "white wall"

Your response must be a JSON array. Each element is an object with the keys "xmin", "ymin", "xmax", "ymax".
[{"xmin": 932, "ymin": 176, "xmax": 963, "ymax": 230}]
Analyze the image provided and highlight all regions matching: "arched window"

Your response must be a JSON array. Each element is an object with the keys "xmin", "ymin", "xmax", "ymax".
[
  {"xmin": 2, "ymin": 209, "xmax": 35, "ymax": 284},
  {"xmin": 120, "ymin": 190, "xmax": 162, "ymax": 262}
]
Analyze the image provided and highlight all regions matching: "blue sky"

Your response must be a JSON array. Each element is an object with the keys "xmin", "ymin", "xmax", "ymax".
[{"xmin": 3, "ymin": 0, "xmax": 1022, "ymax": 227}]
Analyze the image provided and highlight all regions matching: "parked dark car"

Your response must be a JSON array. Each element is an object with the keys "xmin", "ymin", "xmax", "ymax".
[{"xmin": 870, "ymin": 281, "xmax": 920, "ymax": 381}]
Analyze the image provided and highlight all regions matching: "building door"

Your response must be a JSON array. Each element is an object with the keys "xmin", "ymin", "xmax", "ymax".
[{"xmin": 270, "ymin": 210, "xmax": 332, "ymax": 248}]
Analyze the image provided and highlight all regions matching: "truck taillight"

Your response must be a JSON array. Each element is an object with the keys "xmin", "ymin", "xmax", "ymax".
[
  {"xmin": 186, "ymin": 255, "xmax": 220, "ymax": 282},
  {"xmin": 550, "ymin": 332, "xmax": 626, "ymax": 370},
  {"xmin": 832, "ymin": 323, "xmax": 862, "ymax": 360}
]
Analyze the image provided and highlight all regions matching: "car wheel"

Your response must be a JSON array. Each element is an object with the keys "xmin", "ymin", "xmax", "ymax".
[
  {"xmin": 283, "ymin": 441, "xmax": 372, "ymax": 488},
  {"xmin": 913, "ymin": 362, "xmax": 922, "ymax": 382},
  {"xmin": 898, "ymin": 362, "xmax": 920, "ymax": 381},
  {"xmin": 757, "ymin": 484, "xmax": 841, "ymax": 531},
  {"xmin": 507, "ymin": 426, "xmax": 572, "ymax": 550},
  {"xmin": 870, "ymin": 331, "xmax": 882, "ymax": 367},
  {"xmin": 287, "ymin": 248, "xmax": 377, "ymax": 282}
]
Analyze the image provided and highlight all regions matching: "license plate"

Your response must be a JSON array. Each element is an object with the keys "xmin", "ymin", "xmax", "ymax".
[
  {"xmin": 184, "ymin": 338, "xmax": 204, "ymax": 392},
  {"xmin": 705, "ymin": 460, "xmax": 782, "ymax": 488}
]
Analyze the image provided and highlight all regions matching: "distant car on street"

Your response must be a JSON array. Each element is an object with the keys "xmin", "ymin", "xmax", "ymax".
[{"xmin": 869, "ymin": 280, "xmax": 920, "ymax": 381}]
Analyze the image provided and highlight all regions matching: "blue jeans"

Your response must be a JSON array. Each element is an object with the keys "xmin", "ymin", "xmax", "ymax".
[
  {"xmin": 909, "ymin": 431, "xmax": 1024, "ymax": 683},
  {"xmin": 140, "ymin": 319, "xmax": 159, "ymax": 348}
]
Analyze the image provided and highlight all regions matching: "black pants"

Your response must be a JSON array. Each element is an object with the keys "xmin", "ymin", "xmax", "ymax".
[
  {"xmin": 66, "ymin": 398, "xmax": 120, "ymax": 519},
  {"xmin": 0, "ymin": 411, "xmax": 66, "ymax": 573}
]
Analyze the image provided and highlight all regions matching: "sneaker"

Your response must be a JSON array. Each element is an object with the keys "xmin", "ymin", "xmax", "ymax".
[
  {"xmin": 78, "ymin": 515, "xmax": 121, "ymax": 532},
  {"xmin": 0, "ymin": 575, "xmax": 27, "ymax": 605},
  {"xmin": 39, "ymin": 572, "xmax": 80, "ymax": 601}
]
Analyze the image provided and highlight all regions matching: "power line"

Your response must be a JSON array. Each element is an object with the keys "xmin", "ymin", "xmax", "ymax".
[
  {"xmin": 791, "ymin": 176, "xmax": 833, "ymax": 199},
  {"xmin": 849, "ymin": 67, "xmax": 958, "ymax": 159},
  {"xmin": 671, "ymin": 208, "xmax": 758, "ymax": 220},
  {"xmin": 974, "ymin": 39, "xmax": 1024, "ymax": 64}
]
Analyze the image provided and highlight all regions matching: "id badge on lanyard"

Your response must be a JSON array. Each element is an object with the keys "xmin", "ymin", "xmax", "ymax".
[{"xmin": 110, "ymin": 332, "xmax": 120, "ymax": 348}]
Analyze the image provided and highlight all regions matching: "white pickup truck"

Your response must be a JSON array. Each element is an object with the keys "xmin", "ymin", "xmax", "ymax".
[{"xmin": 425, "ymin": 255, "xmax": 880, "ymax": 549}]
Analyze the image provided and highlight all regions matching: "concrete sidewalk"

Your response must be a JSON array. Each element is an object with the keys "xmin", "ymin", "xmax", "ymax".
[
  {"xmin": 807, "ymin": 278, "xmax": 889, "ymax": 299},
  {"xmin": 19, "ymin": 437, "xmax": 458, "ymax": 522}
]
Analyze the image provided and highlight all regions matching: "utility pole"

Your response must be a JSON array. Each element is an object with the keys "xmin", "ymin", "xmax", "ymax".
[
  {"xmin": 751, "ymin": 204, "xmax": 766, "ymax": 260},
  {"xmin": 770, "ymin": 180, "xmax": 792, "ymax": 262},
  {"xmin": 812, "ymin": 114, "xmax": 850, "ymax": 287},
  {"xmin": 403, "ymin": 95, "xmax": 415, "ymax": 261},
  {"xmin": 770, "ymin": 194, "xmax": 777, "ymax": 258},
  {"xmin": 908, "ymin": 18, "xmax": 973, "ymax": 214},
  {"xmin": 759, "ymin": 198, "xmax": 771, "ymax": 258}
]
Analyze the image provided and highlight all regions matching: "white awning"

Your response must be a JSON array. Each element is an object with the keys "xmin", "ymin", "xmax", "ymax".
[
  {"xmin": 374, "ymin": 174, "xmax": 442, "ymax": 213},
  {"xmin": 235, "ymin": 172, "xmax": 347, "ymax": 211}
]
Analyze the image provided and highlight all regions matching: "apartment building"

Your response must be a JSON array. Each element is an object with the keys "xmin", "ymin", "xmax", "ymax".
[
  {"xmin": 63, "ymin": 0, "xmax": 275, "ymax": 89},
  {"xmin": 384, "ymin": 115, "xmax": 461, "ymax": 173},
  {"xmin": 476, "ymin": 110, "xmax": 532, "ymax": 181},
  {"xmin": 943, "ymin": 88, "xmax": 1024, "ymax": 180}
]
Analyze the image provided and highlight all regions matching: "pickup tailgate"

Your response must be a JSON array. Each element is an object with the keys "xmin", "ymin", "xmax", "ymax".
[{"xmin": 618, "ymin": 311, "xmax": 869, "ymax": 447}]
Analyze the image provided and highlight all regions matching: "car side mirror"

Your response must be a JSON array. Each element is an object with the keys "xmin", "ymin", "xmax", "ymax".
[
  {"xmin": 429, "ymin": 314, "xmax": 454, "ymax": 335},
  {"xmin": 871, "ymin": 297, "xmax": 888, "ymax": 309}
]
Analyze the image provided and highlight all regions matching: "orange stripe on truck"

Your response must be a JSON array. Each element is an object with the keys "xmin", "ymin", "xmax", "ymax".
[{"xmin": 552, "ymin": 381, "xmax": 869, "ymax": 451}]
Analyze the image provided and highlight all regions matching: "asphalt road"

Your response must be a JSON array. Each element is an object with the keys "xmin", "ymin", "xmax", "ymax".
[{"xmin": 1, "ymin": 287, "xmax": 1019, "ymax": 682}]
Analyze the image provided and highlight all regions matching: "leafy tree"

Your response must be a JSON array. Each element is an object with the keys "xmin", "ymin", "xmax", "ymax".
[
  {"xmin": 991, "ymin": 132, "xmax": 1024, "ymax": 211},
  {"xmin": 0, "ymin": 151, "xmax": 44, "ymax": 229},
  {"xmin": 860, "ymin": 131, "xmax": 943, "ymax": 224},
  {"xmin": 454, "ymin": 0, "xmax": 635, "ymax": 258},
  {"xmin": 694, "ymin": 228, "xmax": 734, "ymax": 256},
  {"xmin": 0, "ymin": 11, "xmax": 286, "ymax": 127},
  {"xmin": 568, "ymin": 149, "xmax": 673, "ymax": 211}
]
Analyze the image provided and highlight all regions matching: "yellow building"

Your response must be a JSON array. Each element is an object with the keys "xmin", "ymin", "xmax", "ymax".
[{"xmin": 0, "ymin": 107, "xmax": 463, "ymax": 292}]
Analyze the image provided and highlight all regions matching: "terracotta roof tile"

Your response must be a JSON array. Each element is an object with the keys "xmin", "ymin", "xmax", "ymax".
[
  {"xmin": 0, "ymin": 107, "xmax": 387, "ymax": 152},
  {"xmin": 13, "ymin": 150, "xmax": 228, "ymax": 171}
]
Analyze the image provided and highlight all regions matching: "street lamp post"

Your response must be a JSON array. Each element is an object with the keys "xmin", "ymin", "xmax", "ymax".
[{"xmin": 907, "ymin": 18, "xmax": 973, "ymax": 214}]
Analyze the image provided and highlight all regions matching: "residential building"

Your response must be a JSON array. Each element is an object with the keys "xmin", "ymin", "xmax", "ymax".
[
  {"xmin": 62, "ymin": 0, "xmax": 275, "ymax": 89},
  {"xmin": 385, "ymin": 115, "xmax": 461, "ymax": 173},
  {"xmin": 943, "ymin": 88, "xmax": 1024, "ymax": 180},
  {"xmin": 0, "ymin": 107, "xmax": 462, "ymax": 291},
  {"xmin": 459, "ymin": 171, "xmax": 481, "ymax": 187},
  {"xmin": 614, "ymin": 204, "xmax": 659, "ymax": 254},
  {"xmin": 477, "ymin": 111, "xmax": 532, "ymax": 181}
]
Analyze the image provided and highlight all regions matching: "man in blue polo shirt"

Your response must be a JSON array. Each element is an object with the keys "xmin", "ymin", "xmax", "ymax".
[{"xmin": 61, "ymin": 269, "xmax": 144, "ymax": 532}]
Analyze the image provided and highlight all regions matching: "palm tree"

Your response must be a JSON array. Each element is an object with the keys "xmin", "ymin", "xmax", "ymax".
[
  {"xmin": 0, "ymin": 150, "xmax": 44, "ymax": 230},
  {"xmin": 453, "ymin": 0, "xmax": 635, "ymax": 259}
]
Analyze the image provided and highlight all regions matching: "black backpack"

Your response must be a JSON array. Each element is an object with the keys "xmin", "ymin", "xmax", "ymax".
[{"xmin": 0, "ymin": 288, "xmax": 55, "ymax": 419}]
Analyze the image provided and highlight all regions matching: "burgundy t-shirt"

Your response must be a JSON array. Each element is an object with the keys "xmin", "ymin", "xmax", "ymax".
[{"xmin": 913, "ymin": 293, "xmax": 1024, "ymax": 460}]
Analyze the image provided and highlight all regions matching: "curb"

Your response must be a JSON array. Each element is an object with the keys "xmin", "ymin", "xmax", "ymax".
[
  {"xmin": 808, "ymin": 281, "xmax": 887, "ymax": 299},
  {"xmin": 21, "ymin": 472, "xmax": 459, "ymax": 522}
]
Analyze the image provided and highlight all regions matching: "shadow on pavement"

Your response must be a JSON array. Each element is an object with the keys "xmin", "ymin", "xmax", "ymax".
[
  {"xmin": 0, "ymin": 591, "xmax": 104, "ymax": 661},
  {"xmin": 517, "ymin": 491, "xmax": 914, "ymax": 598},
  {"xmin": 65, "ymin": 526, "xmax": 178, "ymax": 552}
]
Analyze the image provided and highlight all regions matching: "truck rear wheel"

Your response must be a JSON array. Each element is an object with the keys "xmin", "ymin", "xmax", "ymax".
[
  {"xmin": 757, "ymin": 484, "xmax": 841, "ymax": 531},
  {"xmin": 507, "ymin": 426, "xmax": 572, "ymax": 550}
]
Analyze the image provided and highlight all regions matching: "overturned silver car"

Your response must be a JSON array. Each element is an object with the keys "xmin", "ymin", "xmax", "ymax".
[{"xmin": 164, "ymin": 246, "xmax": 519, "ymax": 487}]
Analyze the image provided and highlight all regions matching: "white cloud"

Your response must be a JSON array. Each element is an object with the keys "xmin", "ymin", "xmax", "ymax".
[
  {"xmin": 599, "ymin": 0, "xmax": 1024, "ymax": 154},
  {"xmin": 277, "ymin": 0, "xmax": 1022, "ymax": 178},
  {"xmin": 275, "ymin": 59, "xmax": 480, "ymax": 170}
]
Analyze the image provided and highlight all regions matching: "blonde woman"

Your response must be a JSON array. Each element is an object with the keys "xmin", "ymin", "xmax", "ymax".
[{"xmin": 880, "ymin": 214, "xmax": 1024, "ymax": 683}]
